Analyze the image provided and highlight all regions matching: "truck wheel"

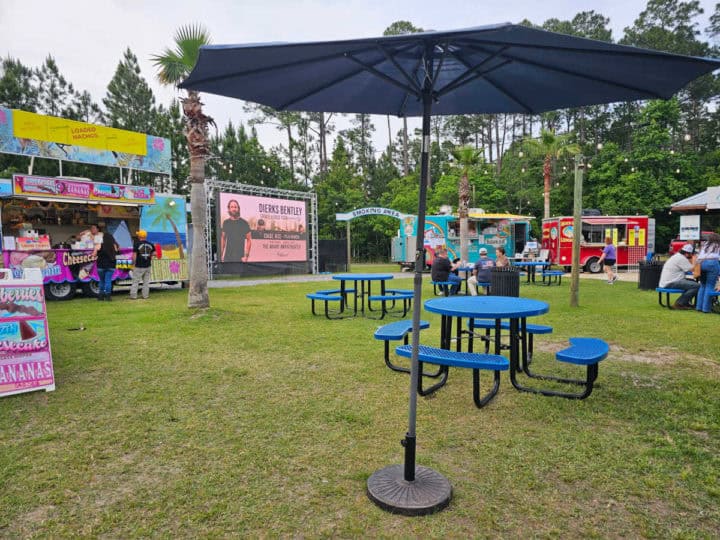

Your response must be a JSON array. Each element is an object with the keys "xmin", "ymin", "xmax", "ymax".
[
  {"xmin": 45, "ymin": 282, "xmax": 76, "ymax": 301},
  {"xmin": 82, "ymin": 281, "xmax": 100, "ymax": 298},
  {"xmin": 585, "ymin": 257, "xmax": 602, "ymax": 273}
]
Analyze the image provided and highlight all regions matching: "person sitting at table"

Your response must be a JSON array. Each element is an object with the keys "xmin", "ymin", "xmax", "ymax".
[
  {"xmin": 658, "ymin": 244, "xmax": 699, "ymax": 310},
  {"xmin": 495, "ymin": 246, "xmax": 510, "ymax": 268},
  {"xmin": 468, "ymin": 247, "xmax": 495, "ymax": 296},
  {"xmin": 431, "ymin": 247, "xmax": 463, "ymax": 295}
]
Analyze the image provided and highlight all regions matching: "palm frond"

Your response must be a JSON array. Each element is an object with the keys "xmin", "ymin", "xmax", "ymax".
[{"xmin": 152, "ymin": 23, "xmax": 212, "ymax": 86}]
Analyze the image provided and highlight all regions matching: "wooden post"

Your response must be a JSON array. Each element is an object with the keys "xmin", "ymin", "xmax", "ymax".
[{"xmin": 570, "ymin": 154, "xmax": 584, "ymax": 307}]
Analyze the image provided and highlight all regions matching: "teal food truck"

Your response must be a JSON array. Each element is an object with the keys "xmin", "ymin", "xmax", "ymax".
[{"xmin": 392, "ymin": 212, "xmax": 533, "ymax": 270}]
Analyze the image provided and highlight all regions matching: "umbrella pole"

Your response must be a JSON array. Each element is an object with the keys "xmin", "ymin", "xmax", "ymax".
[{"xmin": 367, "ymin": 91, "xmax": 452, "ymax": 516}]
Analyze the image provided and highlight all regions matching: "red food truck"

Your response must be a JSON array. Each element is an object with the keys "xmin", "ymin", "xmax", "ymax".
[{"xmin": 542, "ymin": 215, "xmax": 655, "ymax": 273}]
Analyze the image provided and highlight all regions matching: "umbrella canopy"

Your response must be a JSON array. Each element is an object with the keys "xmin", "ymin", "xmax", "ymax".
[
  {"xmin": 181, "ymin": 23, "xmax": 720, "ymax": 516},
  {"xmin": 181, "ymin": 23, "xmax": 719, "ymax": 117}
]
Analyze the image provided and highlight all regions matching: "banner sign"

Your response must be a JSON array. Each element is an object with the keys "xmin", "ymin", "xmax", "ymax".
[
  {"xmin": 13, "ymin": 174, "xmax": 155, "ymax": 205},
  {"xmin": 335, "ymin": 207, "xmax": 406, "ymax": 221},
  {"xmin": 2, "ymin": 248, "xmax": 132, "ymax": 283},
  {"xmin": 0, "ymin": 283, "xmax": 55, "ymax": 398},
  {"xmin": 707, "ymin": 186, "xmax": 720, "ymax": 210},
  {"xmin": 679, "ymin": 215, "xmax": 701, "ymax": 240},
  {"xmin": 217, "ymin": 192, "xmax": 307, "ymax": 263},
  {"xmin": 0, "ymin": 107, "xmax": 171, "ymax": 175}
]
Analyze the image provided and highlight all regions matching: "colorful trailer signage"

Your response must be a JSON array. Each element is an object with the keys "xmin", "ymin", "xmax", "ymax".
[
  {"xmin": 0, "ymin": 280, "xmax": 55, "ymax": 398},
  {"xmin": 0, "ymin": 107, "xmax": 171, "ymax": 175},
  {"xmin": 13, "ymin": 174, "xmax": 155, "ymax": 205}
]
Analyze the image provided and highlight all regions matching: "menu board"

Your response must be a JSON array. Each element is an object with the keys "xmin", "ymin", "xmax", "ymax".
[{"xmin": 0, "ymin": 281, "xmax": 55, "ymax": 397}]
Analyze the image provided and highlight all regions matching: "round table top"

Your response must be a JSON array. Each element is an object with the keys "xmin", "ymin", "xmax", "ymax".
[
  {"xmin": 332, "ymin": 273, "xmax": 394, "ymax": 281},
  {"xmin": 424, "ymin": 295, "xmax": 549, "ymax": 318}
]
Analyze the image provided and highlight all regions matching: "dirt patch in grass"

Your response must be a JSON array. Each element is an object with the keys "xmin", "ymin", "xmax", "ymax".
[{"xmin": 535, "ymin": 341, "xmax": 719, "ymax": 373}]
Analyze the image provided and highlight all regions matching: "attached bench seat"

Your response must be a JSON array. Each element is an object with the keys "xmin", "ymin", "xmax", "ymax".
[
  {"xmin": 467, "ymin": 319, "xmax": 552, "ymax": 363},
  {"xmin": 367, "ymin": 290, "xmax": 414, "ymax": 319},
  {"xmin": 431, "ymin": 280, "xmax": 457, "ymax": 296},
  {"xmin": 655, "ymin": 287, "xmax": 686, "ymax": 308},
  {"xmin": 396, "ymin": 344, "xmax": 509, "ymax": 408},
  {"xmin": 374, "ymin": 320, "xmax": 437, "ymax": 376},
  {"xmin": 541, "ymin": 270, "xmax": 564, "ymax": 286},
  {"xmin": 315, "ymin": 288, "xmax": 355, "ymax": 295},
  {"xmin": 510, "ymin": 337, "xmax": 609, "ymax": 399},
  {"xmin": 306, "ymin": 292, "xmax": 347, "ymax": 319}
]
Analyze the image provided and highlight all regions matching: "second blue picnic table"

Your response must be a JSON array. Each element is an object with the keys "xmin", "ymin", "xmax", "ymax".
[
  {"xmin": 332, "ymin": 273, "xmax": 394, "ymax": 317},
  {"xmin": 511, "ymin": 260, "xmax": 550, "ymax": 283}
]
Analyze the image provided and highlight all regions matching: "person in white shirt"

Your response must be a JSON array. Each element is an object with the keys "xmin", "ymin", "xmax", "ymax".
[
  {"xmin": 658, "ymin": 244, "xmax": 698, "ymax": 310},
  {"xmin": 78, "ymin": 224, "xmax": 103, "ymax": 251}
]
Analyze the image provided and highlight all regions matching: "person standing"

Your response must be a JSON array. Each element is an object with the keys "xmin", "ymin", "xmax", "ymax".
[
  {"xmin": 468, "ymin": 247, "xmax": 495, "ymax": 295},
  {"xmin": 220, "ymin": 199, "xmax": 252, "ymax": 262},
  {"xmin": 96, "ymin": 232, "xmax": 119, "ymax": 301},
  {"xmin": 430, "ymin": 247, "xmax": 463, "ymax": 295},
  {"xmin": 658, "ymin": 244, "xmax": 699, "ymax": 310},
  {"xmin": 695, "ymin": 232, "xmax": 720, "ymax": 313},
  {"xmin": 130, "ymin": 230, "xmax": 155, "ymax": 300},
  {"xmin": 597, "ymin": 236, "xmax": 618, "ymax": 284}
]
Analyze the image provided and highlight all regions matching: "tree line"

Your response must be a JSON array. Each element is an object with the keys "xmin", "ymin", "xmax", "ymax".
[{"xmin": 1, "ymin": 0, "xmax": 719, "ymax": 261}]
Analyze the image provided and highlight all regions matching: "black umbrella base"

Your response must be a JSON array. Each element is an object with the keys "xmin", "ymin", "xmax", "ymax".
[{"xmin": 367, "ymin": 464, "xmax": 452, "ymax": 516}]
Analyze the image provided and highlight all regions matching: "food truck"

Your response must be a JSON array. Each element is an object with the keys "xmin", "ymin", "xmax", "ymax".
[
  {"xmin": 0, "ymin": 174, "xmax": 188, "ymax": 300},
  {"xmin": 392, "ymin": 212, "xmax": 533, "ymax": 269},
  {"xmin": 541, "ymin": 215, "xmax": 655, "ymax": 273}
]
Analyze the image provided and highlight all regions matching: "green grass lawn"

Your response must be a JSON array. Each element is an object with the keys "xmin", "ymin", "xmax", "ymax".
[{"xmin": 1, "ymin": 278, "xmax": 718, "ymax": 537}]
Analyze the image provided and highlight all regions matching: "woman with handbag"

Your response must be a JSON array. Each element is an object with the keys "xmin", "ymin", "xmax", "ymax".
[{"xmin": 695, "ymin": 232, "xmax": 720, "ymax": 313}]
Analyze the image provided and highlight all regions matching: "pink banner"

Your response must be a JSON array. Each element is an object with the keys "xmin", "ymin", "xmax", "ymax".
[
  {"xmin": 13, "ymin": 174, "xmax": 155, "ymax": 204},
  {"xmin": 0, "ymin": 284, "xmax": 55, "ymax": 397},
  {"xmin": 217, "ymin": 193, "xmax": 307, "ymax": 263}
]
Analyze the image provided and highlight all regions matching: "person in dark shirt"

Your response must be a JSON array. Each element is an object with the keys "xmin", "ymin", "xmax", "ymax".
[
  {"xmin": 430, "ymin": 247, "xmax": 462, "ymax": 294},
  {"xmin": 130, "ymin": 230, "xmax": 155, "ymax": 300},
  {"xmin": 221, "ymin": 199, "xmax": 252, "ymax": 262},
  {"xmin": 96, "ymin": 232, "xmax": 119, "ymax": 301}
]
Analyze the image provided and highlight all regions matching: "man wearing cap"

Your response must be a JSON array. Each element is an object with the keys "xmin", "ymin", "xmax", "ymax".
[
  {"xmin": 130, "ymin": 230, "xmax": 155, "ymax": 300},
  {"xmin": 658, "ymin": 243, "xmax": 699, "ymax": 310},
  {"xmin": 468, "ymin": 247, "xmax": 495, "ymax": 296}
]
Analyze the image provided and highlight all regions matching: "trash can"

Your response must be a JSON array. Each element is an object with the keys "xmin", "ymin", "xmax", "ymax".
[
  {"xmin": 638, "ymin": 260, "xmax": 664, "ymax": 290},
  {"xmin": 490, "ymin": 267, "xmax": 520, "ymax": 297}
]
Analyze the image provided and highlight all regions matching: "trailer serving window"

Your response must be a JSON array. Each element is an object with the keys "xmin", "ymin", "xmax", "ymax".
[{"xmin": 582, "ymin": 219, "xmax": 628, "ymax": 244}]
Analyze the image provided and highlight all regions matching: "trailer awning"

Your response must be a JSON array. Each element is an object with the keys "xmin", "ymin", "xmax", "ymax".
[{"xmin": 581, "ymin": 218, "xmax": 635, "ymax": 225}]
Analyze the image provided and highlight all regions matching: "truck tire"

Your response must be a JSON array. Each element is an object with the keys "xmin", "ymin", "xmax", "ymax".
[
  {"xmin": 45, "ymin": 282, "xmax": 76, "ymax": 301},
  {"xmin": 585, "ymin": 257, "xmax": 602, "ymax": 273},
  {"xmin": 82, "ymin": 281, "xmax": 100, "ymax": 298}
]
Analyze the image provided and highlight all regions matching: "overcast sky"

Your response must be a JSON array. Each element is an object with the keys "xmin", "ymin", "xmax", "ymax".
[{"xmin": 2, "ymin": 0, "xmax": 717, "ymax": 153}]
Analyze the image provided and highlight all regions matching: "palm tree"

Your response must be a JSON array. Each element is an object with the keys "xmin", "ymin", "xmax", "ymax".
[
  {"xmin": 450, "ymin": 146, "xmax": 482, "ymax": 262},
  {"xmin": 143, "ymin": 196, "xmax": 186, "ymax": 258},
  {"xmin": 521, "ymin": 129, "xmax": 580, "ymax": 220},
  {"xmin": 152, "ymin": 25, "xmax": 212, "ymax": 308}
]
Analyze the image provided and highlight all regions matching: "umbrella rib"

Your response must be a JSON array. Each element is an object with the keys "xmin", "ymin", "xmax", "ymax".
[
  {"xmin": 345, "ymin": 53, "xmax": 422, "ymax": 97},
  {"xmin": 429, "ymin": 41, "xmax": 450, "ymax": 93},
  {"xmin": 455, "ymin": 35, "xmax": 706, "ymax": 61},
  {"xmin": 461, "ymin": 42, "xmax": 666, "ymax": 99},
  {"xmin": 376, "ymin": 43, "xmax": 423, "ymax": 95},
  {"xmin": 435, "ymin": 46, "xmax": 510, "ymax": 96},
  {"xmin": 480, "ymin": 75, "xmax": 533, "ymax": 113},
  {"xmin": 276, "ymin": 46, "xmax": 420, "ymax": 110},
  {"xmin": 397, "ymin": 54, "xmax": 426, "ymax": 117}
]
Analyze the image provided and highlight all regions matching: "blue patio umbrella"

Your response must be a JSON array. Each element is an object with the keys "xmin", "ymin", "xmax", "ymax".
[{"xmin": 181, "ymin": 23, "xmax": 720, "ymax": 515}]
